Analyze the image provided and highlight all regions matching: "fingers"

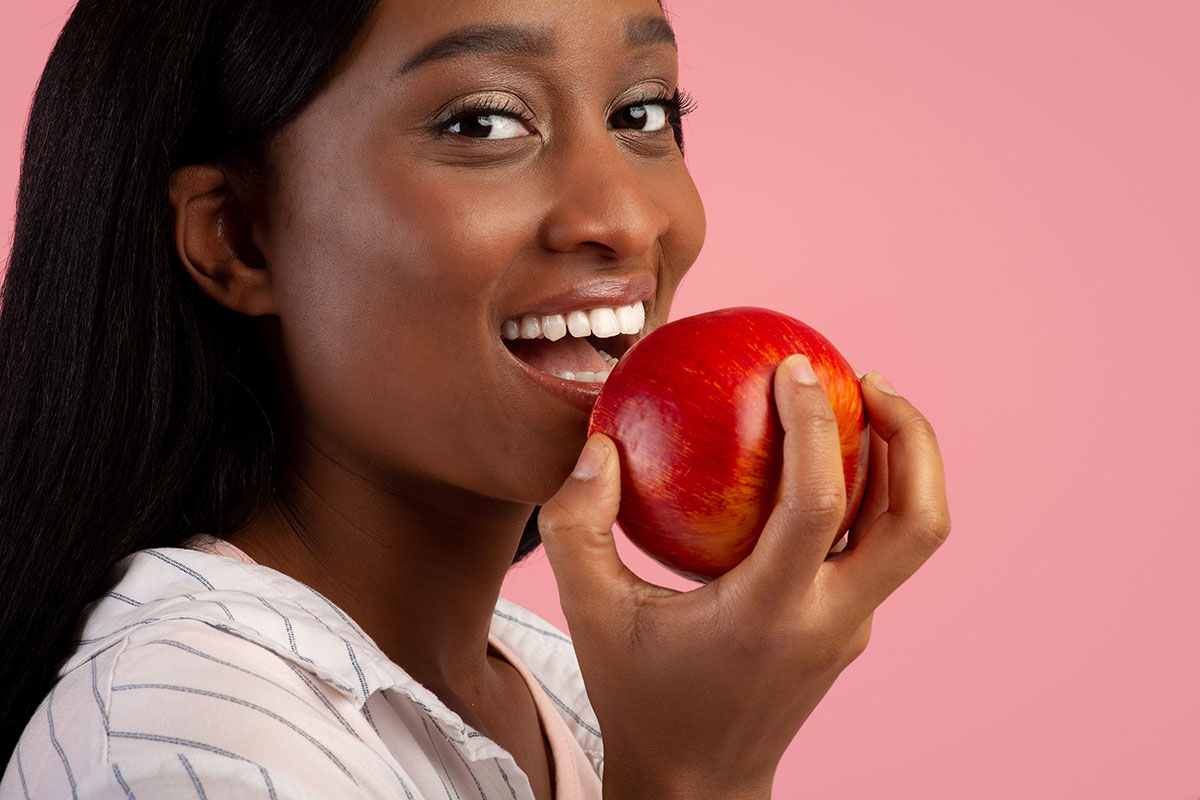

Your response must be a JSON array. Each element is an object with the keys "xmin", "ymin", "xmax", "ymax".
[
  {"xmin": 832, "ymin": 373, "xmax": 951, "ymax": 615},
  {"xmin": 847, "ymin": 426, "xmax": 889, "ymax": 548},
  {"xmin": 727, "ymin": 354, "xmax": 848, "ymax": 604},
  {"xmin": 538, "ymin": 434, "xmax": 641, "ymax": 619}
]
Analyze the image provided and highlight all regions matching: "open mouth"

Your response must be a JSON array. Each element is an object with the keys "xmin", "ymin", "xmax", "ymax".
[{"xmin": 500, "ymin": 301, "xmax": 645, "ymax": 384}]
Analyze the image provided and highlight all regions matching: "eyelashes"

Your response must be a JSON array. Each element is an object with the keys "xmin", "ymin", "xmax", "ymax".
[
  {"xmin": 437, "ymin": 87, "xmax": 697, "ymax": 148},
  {"xmin": 438, "ymin": 96, "xmax": 536, "ymax": 140},
  {"xmin": 666, "ymin": 88, "xmax": 697, "ymax": 126},
  {"xmin": 664, "ymin": 88, "xmax": 697, "ymax": 152}
]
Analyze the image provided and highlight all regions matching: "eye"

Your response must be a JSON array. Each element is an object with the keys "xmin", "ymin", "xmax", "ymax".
[
  {"xmin": 610, "ymin": 102, "xmax": 670, "ymax": 133},
  {"xmin": 446, "ymin": 113, "xmax": 533, "ymax": 140}
]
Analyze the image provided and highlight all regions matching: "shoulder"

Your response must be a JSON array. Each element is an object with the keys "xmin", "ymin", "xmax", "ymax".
[
  {"xmin": 5, "ymin": 616, "xmax": 410, "ymax": 798},
  {"xmin": 3, "ymin": 545, "xmax": 420, "ymax": 800}
]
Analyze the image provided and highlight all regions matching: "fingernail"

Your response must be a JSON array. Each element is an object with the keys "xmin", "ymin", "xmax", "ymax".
[
  {"xmin": 864, "ymin": 371, "xmax": 899, "ymax": 395},
  {"xmin": 571, "ymin": 437, "xmax": 608, "ymax": 480},
  {"xmin": 787, "ymin": 354, "xmax": 819, "ymax": 385}
]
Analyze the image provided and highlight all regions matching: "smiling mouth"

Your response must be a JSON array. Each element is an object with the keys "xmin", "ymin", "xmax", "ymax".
[{"xmin": 500, "ymin": 301, "xmax": 645, "ymax": 383}]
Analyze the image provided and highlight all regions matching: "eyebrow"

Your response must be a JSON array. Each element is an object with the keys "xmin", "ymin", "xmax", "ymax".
[
  {"xmin": 397, "ymin": 16, "xmax": 678, "ymax": 77},
  {"xmin": 397, "ymin": 24, "xmax": 555, "ymax": 76},
  {"xmin": 625, "ymin": 15, "xmax": 678, "ymax": 50}
]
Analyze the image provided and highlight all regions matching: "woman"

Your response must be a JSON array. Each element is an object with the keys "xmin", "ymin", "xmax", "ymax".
[{"xmin": 0, "ymin": 0, "xmax": 950, "ymax": 796}]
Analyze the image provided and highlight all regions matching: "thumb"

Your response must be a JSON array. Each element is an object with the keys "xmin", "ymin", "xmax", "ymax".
[{"xmin": 538, "ymin": 434, "xmax": 635, "ymax": 615}]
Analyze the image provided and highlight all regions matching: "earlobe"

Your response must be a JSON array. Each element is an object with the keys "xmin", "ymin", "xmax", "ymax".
[{"xmin": 168, "ymin": 164, "xmax": 276, "ymax": 317}]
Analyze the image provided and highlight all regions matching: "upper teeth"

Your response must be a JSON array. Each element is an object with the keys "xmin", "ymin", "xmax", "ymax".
[{"xmin": 501, "ymin": 301, "xmax": 645, "ymax": 341}]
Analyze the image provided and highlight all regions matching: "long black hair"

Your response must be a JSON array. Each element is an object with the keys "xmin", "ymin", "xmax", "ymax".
[{"xmin": 0, "ymin": 0, "xmax": 546, "ymax": 759}]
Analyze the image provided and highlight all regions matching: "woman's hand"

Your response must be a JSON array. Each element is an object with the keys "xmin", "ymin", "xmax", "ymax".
[{"xmin": 538, "ymin": 356, "xmax": 951, "ymax": 800}]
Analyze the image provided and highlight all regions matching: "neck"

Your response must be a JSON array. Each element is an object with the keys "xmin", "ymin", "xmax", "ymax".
[{"xmin": 225, "ymin": 432, "xmax": 535, "ymax": 706}]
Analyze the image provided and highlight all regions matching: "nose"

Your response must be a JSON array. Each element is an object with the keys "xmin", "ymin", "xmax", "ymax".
[{"xmin": 538, "ymin": 135, "xmax": 671, "ymax": 260}]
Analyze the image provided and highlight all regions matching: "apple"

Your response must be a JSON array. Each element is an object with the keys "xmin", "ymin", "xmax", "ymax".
[{"xmin": 588, "ymin": 307, "xmax": 869, "ymax": 583}]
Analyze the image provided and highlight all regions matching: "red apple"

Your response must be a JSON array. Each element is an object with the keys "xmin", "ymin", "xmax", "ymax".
[{"xmin": 588, "ymin": 307, "xmax": 869, "ymax": 583}]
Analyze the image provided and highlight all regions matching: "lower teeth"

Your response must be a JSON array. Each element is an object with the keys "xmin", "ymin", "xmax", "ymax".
[
  {"xmin": 596, "ymin": 350, "xmax": 619, "ymax": 370},
  {"xmin": 553, "ymin": 369, "xmax": 611, "ymax": 383}
]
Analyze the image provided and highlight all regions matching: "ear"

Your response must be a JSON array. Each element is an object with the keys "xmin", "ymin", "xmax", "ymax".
[{"xmin": 169, "ymin": 164, "xmax": 276, "ymax": 317}]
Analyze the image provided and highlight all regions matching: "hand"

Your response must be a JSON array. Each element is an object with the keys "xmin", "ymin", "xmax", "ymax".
[{"xmin": 538, "ymin": 357, "xmax": 951, "ymax": 800}]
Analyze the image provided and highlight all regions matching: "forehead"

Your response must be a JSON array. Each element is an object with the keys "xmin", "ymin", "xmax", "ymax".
[{"xmin": 365, "ymin": 0, "xmax": 672, "ymax": 65}]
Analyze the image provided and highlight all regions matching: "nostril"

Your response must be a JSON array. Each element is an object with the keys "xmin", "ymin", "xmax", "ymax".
[{"xmin": 538, "ymin": 167, "xmax": 669, "ymax": 259}]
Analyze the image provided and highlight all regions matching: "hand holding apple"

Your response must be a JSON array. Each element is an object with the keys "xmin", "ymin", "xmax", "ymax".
[
  {"xmin": 536, "ymin": 363, "xmax": 951, "ymax": 799},
  {"xmin": 588, "ymin": 307, "xmax": 869, "ymax": 581}
]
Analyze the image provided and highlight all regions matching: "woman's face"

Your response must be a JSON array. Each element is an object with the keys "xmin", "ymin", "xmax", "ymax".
[{"xmin": 253, "ymin": 0, "xmax": 705, "ymax": 506}]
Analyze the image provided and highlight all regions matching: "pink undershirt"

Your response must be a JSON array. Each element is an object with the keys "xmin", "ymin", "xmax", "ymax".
[{"xmin": 186, "ymin": 535, "xmax": 602, "ymax": 799}]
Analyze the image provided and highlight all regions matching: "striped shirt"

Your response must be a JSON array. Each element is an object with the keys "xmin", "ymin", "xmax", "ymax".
[{"xmin": 1, "ymin": 539, "xmax": 604, "ymax": 799}]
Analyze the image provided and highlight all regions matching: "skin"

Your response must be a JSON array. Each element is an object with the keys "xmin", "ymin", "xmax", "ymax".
[{"xmin": 170, "ymin": 0, "xmax": 951, "ymax": 796}]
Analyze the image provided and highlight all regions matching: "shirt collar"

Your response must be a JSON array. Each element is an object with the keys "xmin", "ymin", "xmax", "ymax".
[{"xmin": 63, "ymin": 545, "xmax": 600, "ymax": 754}]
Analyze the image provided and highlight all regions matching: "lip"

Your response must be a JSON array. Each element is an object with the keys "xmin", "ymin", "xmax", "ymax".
[
  {"xmin": 501, "ymin": 273, "xmax": 656, "ymax": 320},
  {"xmin": 497, "ymin": 272, "xmax": 657, "ymax": 414},
  {"xmin": 503, "ymin": 347, "xmax": 607, "ymax": 414}
]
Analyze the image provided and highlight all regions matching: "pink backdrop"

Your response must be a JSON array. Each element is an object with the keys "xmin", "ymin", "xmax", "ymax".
[{"xmin": 4, "ymin": 2, "xmax": 1197, "ymax": 797}]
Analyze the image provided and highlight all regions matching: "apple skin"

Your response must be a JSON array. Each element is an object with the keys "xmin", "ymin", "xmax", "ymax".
[{"xmin": 588, "ymin": 307, "xmax": 869, "ymax": 583}]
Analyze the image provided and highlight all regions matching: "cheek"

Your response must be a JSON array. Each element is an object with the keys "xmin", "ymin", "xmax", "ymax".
[
  {"xmin": 265, "ymin": 157, "xmax": 530, "ymax": 354},
  {"xmin": 656, "ymin": 167, "xmax": 707, "ymax": 297},
  {"xmin": 255, "ymin": 160, "xmax": 548, "ymax": 481}
]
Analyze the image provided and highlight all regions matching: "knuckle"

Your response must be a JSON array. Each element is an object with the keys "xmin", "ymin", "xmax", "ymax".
[
  {"xmin": 801, "ymin": 623, "xmax": 862, "ymax": 671},
  {"xmin": 536, "ymin": 501, "xmax": 589, "ymax": 539},
  {"xmin": 799, "ymin": 403, "xmax": 839, "ymax": 433},
  {"xmin": 914, "ymin": 506, "xmax": 952, "ymax": 550},
  {"xmin": 803, "ymin": 483, "xmax": 848, "ymax": 524},
  {"xmin": 903, "ymin": 412, "xmax": 939, "ymax": 445},
  {"xmin": 810, "ymin": 633, "xmax": 849, "ymax": 669},
  {"xmin": 814, "ymin": 622, "xmax": 871, "ymax": 670},
  {"xmin": 846, "ymin": 623, "xmax": 872, "ymax": 662}
]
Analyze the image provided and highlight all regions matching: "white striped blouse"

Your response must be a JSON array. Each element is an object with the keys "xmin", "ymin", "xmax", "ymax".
[{"xmin": 1, "ymin": 539, "xmax": 604, "ymax": 799}]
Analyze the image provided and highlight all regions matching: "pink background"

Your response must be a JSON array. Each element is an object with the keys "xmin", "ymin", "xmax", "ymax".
[{"xmin": 4, "ymin": 2, "xmax": 1197, "ymax": 797}]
